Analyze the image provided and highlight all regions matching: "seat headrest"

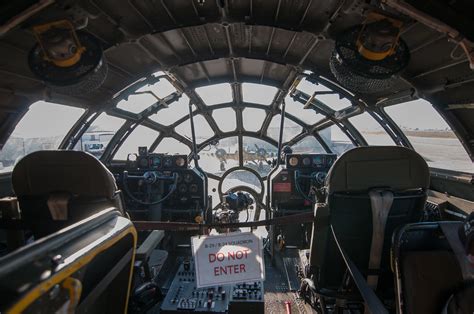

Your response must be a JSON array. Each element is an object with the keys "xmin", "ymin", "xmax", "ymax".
[
  {"xmin": 12, "ymin": 150, "xmax": 117, "ymax": 199},
  {"xmin": 327, "ymin": 146, "xmax": 429, "ymax": 194}
]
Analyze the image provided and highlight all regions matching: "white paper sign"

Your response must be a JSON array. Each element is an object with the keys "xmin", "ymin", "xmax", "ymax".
[{"xmin": 191, "ymin": 232, "xmax": 265, "ymax": 288}]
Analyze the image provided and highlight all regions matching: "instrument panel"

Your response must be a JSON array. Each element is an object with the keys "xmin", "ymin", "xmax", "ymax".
[
  {"xmin": 121, "ymin": 148, "xmax": 207, "ymax": 219},
  {"xmin": 270, "ymin": 153, "xmax": 338, "ymax": 208},
  {"xmin": 132, "ymin": 153, "xmax": 188, "ymax": 171},
  {"xmin": 269, "ymin": 153, "xmax": 337, "ymax": 248},
  {"xmin": 285, "ymin": 153, "xmax": 337, "ymax": 170},
  {"xmin": 161, "ymin": 260, "xmax": 264, "ymax": 314}
]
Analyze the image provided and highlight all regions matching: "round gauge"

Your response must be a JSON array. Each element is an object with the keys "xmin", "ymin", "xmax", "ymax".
[
  {"xmin": 163, "ymin": 157, "xmax": 172, "ymax": 168},
  {"xmin": 289, "ymin": 156, "xmax": 299, "ymax": 167},
  {"xmin": 175, "ymin": 156, "xmax": 186, "ymax": 167},
  {"xmin": 178, "ymin": 184, "xmax": 187, "ymax": 193},
  {"xmin": 189, "ymin": 184, "xmax": 198, "ymax": 193},
  {"xmin": 313, "ymin": 156, "xmax": 323, "ymax": 166},
  {"xmin": 138, "ymin": 157, "xmax": 149, "ymax": 168},
  {"xmin": 152, "ymin": 156, "xmax": 161, "ymax": 167},
  {"xmin": 184, "ymin": 173, "xmax": 193, "ymax": 183},
  {"xmin": 303, "ymin": 157, "xmax": 311, "ymax": 166}
]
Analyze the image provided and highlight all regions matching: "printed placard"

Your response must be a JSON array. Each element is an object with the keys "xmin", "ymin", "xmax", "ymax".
[{"xmin": 191, "ymin": 232, "xmax": 264, "ymax": 288}]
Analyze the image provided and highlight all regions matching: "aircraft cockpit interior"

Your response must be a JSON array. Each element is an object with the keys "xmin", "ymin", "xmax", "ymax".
[{"xmin": 0, "ymin": 1, "xmax": 474, "ymax": 313}]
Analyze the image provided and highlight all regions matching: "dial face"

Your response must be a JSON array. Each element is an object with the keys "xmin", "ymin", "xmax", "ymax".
[
  {"xmin": 184, "ymin": 173, "xmax": 193, "ymax": 183},
  {"xmin": 313, "ymin": 155, "xmax": 324, "ymax": 166},
  {"xmin": 138, "ymin": 146, "xmax": 148, "ymax": 156},
  {"xmin": 178, "ymin": 184, "xmax": 187, "ymax": 193},
  {"xmin": 163, "ymin": 157, "xmax": 173, "ymax": 168},
  {"xmin": 302, "ymin": 157, "xmax": 311, "ymax": 166},
  {"xmin": 152, "ymin": 156, "xmax": 161, "ymax": 167},
  {"xmin": 175, "ymin": 156, "xmax": 186, "ymax": 167},
  {"xmin": 138, "ymin": 157, "xmax": 149, "ymax": 168},
  {"xmin": 189, "ymin": 184, "xmax": 198, "ymax": 193},
  {"xmin": 289, "ymin": 156, "xmax": 299, "ymax": 167}
]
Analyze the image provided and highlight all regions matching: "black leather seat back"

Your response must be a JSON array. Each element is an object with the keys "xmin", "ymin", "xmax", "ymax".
[
  {"xmin": 392, "ymin": 222, "xmax": 467, "ymax": 313},
  {"xmin": 11, "ymin": 150, "xmax": 124, "ymax": 238}
]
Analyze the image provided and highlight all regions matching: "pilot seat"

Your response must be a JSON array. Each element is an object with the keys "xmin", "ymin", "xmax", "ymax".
[
  {"xmin": 11, "ymin": 150, "xmax": 126, "ymax": 238},
  {"xmin": 308, "ymin": 146, "xmax": 430, "ymax": 310},
  {"xmin": 0, "ymin": 150, "xmax": 137, "ymax": 313}
]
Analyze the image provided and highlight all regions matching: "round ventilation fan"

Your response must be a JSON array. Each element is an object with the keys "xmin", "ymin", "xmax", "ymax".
[
  {"xmin": 28, "ymin": 20, "xmax": 108, "ymax": 96},
  {"xmin": 330, "ymin": 17, "xmax": 410, "ymax": 94}
]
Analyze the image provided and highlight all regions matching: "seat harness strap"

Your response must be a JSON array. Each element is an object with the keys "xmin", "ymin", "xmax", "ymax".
[
  {"xmin": 330, "ymin": 225, "xmax": 388, "ymax": 314},
  {"xmin": 47, "ymin": 193, "xmax": 70, "ymax": 220},
  {"xmin": 439, "ymin": 222, "xmax": 474, "ymax": 280},
  {"xmin": 367, "ymin": 190, "xmax": 394, "ymax": 289}
]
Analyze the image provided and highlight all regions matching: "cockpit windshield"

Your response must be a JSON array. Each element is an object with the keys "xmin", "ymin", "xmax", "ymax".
[{"xmin": 2, "ymin": 74, "xmax": 472, "ymax": 177}]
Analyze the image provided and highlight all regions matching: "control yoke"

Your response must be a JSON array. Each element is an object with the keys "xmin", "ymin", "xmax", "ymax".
[{"xmin": 122, "ymin": 170, "xmax": 178, "ymax": 205}]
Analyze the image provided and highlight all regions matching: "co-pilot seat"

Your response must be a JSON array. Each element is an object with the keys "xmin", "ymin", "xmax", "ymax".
[
  {"xmin": 1, "ymin": 151, "xmax": 136, "ymax": 313},
  {"xmin": 11, "ymin": 150, "xmax": 125, "ymax": 238},
  {"xmin": 309, "ymin": 146, "xmax": 430, "ymax": 303}
]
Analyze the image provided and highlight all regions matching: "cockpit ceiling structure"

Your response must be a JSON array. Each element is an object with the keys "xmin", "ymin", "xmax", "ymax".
[{"xmin": 0, "ymin": 0, "xmax": 473, "ymax": 158}]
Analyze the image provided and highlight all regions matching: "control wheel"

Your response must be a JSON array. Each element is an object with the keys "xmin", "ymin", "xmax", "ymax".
[{"xmin": 122, "ymin": 170, "xmax": 178, "ymax": 205}]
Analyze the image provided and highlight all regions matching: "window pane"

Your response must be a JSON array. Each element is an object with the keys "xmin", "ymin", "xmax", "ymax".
[
  {"xmin": 316, "ymin": 93, "xmax": 352, "ymax": 111},
  {"xmin": 296, "ymin": 78, "xmax": 332, "ymax": 95},
  {"xmin": 243, "ymin": 108, "xmax": 266, "ymax": 132},
  {"xmin": 349, "ymin": 113, "xmax": 395, "ymax": 146},
  {"xmin": 74, "ymin": 113, "xmax": 125, "ymax": 158},
  {"xmin": 175, "ymin": 115, "xmax": 214, "ymax": 144},
  {"xmin": 154, "ymin": 137, "xmax": 190, "ymax": 155},
  {"xmin": 320, "ymin": 125, "xmax": 355, "ymax": 156},
  {"xmin": 296, "ymin": 78, "xmax": 351, "ymax": 111},
  {"xmin": 0, "ymin": 101, "xmax": 85, "ymax": 173},
  {"xmin": 195, "ymin": 83, "xmax": 233, "ymax": 106},
  {"xmin": 117, "ymin": 93, "xmax": 157, "ymax": 114},
  {"xmin": 222, "ymin": 169, "xmax": 262, "ymax": 193},
  {"xmin": 114, "ymin": 126, "xmax": 159, "ymax": 160},
  {"xmin": 149, "ymin": 94, "xmax": 190, "ymax": 126},
  {"xmin": 267, "ymin": 115, "xmax": 303, "ymax": 143},
  {"xmin": 213, "ymin": 108, "xmax": 236, "ymax": 132},
  {"xmin": 291, "ymin": 136, "xmax": 326, "ymax": 154},
  {"xmin": 243, "ymin": 137, "xmax": 277, "ymax": 177},
  {"xmin": 285, "ymin": 96, "xmax": 324, "ymax": 125},
  {"xmin": 385, "ymin": 99, "xmax": 473, "ymax": 173},
  {"xmin": 136, "ymin": 77, "xmax": 176, "ymax": 99},
  {"xmin": 242, "ymin": 83, "xmax": 278, "ymax": 105},
  {"xmin": 200, "ymin": 137, "xmax": 239, "ymax": 176}
]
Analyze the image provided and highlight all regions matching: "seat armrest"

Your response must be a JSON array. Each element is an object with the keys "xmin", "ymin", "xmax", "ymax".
[{"xmin": 136, "ymin": 230, "xmax": 164, "ymax": 261}]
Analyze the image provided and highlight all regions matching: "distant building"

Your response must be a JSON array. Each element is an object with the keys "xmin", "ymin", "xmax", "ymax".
[{"xmin": 78, "ymin": 131, "xmax": 115, "ymax": 157}]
